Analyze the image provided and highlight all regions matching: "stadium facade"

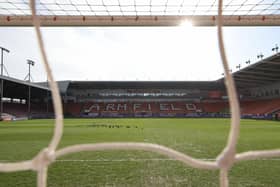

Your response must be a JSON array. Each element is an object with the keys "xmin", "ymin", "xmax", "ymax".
[{"xmin": 1, "ymin": 53, "xmax": 280, "ymax": 120}]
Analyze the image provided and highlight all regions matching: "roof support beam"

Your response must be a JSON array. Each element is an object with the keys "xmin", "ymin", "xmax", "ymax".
[
  {"xmin": 234, "ymin": 74, "xmax": 279, "ymax": 81},
  {"xmin": 263, "ymin": 61, "xmax": 280, "ymax": 65},
  {"xmin": 238, "ymin": 71, "xmax": 280, "ymax": 78},
  {"xmin": 236, "ymin": 82, "xmax": 264, "ymax": 88},
  {"xmin": 235, "ymin": 82, "xmax": 266, "ymax": 87},
  {"xmin": 234, "ymin": 77, "xmax": 271, "ymax": 84},
  {"xmin": 247, "ymin": 66, "xmax": 280, "ymax": 72}
]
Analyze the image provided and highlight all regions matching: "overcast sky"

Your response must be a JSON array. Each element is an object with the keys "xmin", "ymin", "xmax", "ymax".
[{"xmin": 0, "ymin": 26, "xmax": 279, "ymax": 82}]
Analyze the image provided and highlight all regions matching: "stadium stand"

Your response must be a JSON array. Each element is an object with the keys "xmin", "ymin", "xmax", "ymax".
[
  {"xmin": 241, "ymin": 99, "xmax": 280, "ymax": 115},
  {"xmin": 3, "ymin": 103, "xmax": 27, "ymax": 117},
  {"xmin": 0, "ymin": 75, "xmax": 51, "ymax": 120},
  {"xmin": 0, "ymin": 52, "xmax": 279, "ymax": 120}
]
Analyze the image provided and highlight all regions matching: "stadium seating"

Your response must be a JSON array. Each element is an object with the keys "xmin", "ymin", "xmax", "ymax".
[
  {"xmin": 65, "ymin": 101, "xmax": 227, "ymax": 117},
  {"xmin": 241, "ymin": 99, "xmax": 280, "ymax": 115},
  {"xmin": 2, "ymin": 103, "xmax": 51, "ymax": 119},
  {"xmin": 197, "ymin": 101, "xmax": 228, "ymax": 113},
  {"xmin": 64, "ymin": 102, "xmax": 84, "ymax": 117},
  {"xmin": 3, "ymin": 103, "xmax": 27, "ymax": 117},
  {"xmin": 63, "ymin": 99, "xmax": 280, "ymax": 118},
  {"xmin": 3, "ymin": 98, "xmax": 280, "ymax": 119}
]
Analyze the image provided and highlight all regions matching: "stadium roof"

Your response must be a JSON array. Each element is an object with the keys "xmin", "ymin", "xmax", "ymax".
[
  {"xmin": 0, "ymin": 75, "xmax": 50, "ymax": 99},
  {"xmin": 0, "ymin": 75, "xmax": 49, "ymax": 91},
  {"xmin": 37, "ymin": 80, "xmax": 70, "ymax": 94},
  {"xmin": 67, "ymin": 81, "xmax": 224, "ymax": 90},
  {"xmin": 220, "ymin": 52, "xmax": 280, "ymax": 89}
]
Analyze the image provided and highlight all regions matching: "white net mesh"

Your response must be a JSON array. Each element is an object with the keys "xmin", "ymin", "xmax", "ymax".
[
  {"xmin": 0, "ymin": 0, "xmax": 280, "ymax": 26},
  {"xmin": 0, "ymin": 0, "xmax": 280, "ymax": 187},
  {"xmin": 1, "ymin": 0, "xmax": 280, "ymax": 16}
]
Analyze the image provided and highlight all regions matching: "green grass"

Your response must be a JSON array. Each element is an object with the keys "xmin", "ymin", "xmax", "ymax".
[{"xmin": 0, "ymin": 118, "xmax": 279, "ymax": 186}]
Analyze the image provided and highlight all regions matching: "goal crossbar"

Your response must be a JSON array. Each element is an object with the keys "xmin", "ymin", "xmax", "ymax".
[
  {"xmin": 1, "ymin": 0, "xmax": 280, "ymax": 26},
  {"xmin": 1, "ymin": 15, "xmax": 280, "ymax": 26}
]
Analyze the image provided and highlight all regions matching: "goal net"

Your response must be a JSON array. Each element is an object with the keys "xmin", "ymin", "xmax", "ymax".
[{"xmin": 0, "ymin": 0, "xmax": 280, "ymax": 187}]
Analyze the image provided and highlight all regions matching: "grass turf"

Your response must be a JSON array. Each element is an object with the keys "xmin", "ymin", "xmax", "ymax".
[{"xmin": 0, "ymin": 118, "xmax": 279, "ymax": 186}]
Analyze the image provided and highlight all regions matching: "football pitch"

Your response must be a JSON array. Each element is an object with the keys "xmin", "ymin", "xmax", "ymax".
[{"xmin": 0, "ymin": 118, "xmax": 279, "ymax": 187}]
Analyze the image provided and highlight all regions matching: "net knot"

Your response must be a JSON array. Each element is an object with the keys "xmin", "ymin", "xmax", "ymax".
[
  {"xmin": 32, "ymin": 148, "xmax": 56, "ymax": 171},
  {"xmin": 217, "ymin": 148, "xmax": 235, "ymax": 170}
]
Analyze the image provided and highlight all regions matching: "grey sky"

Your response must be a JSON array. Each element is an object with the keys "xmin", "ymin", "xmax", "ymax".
[{"xmin": 0, "ymin": 26, "xmax": 279, "ymax": 82}]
